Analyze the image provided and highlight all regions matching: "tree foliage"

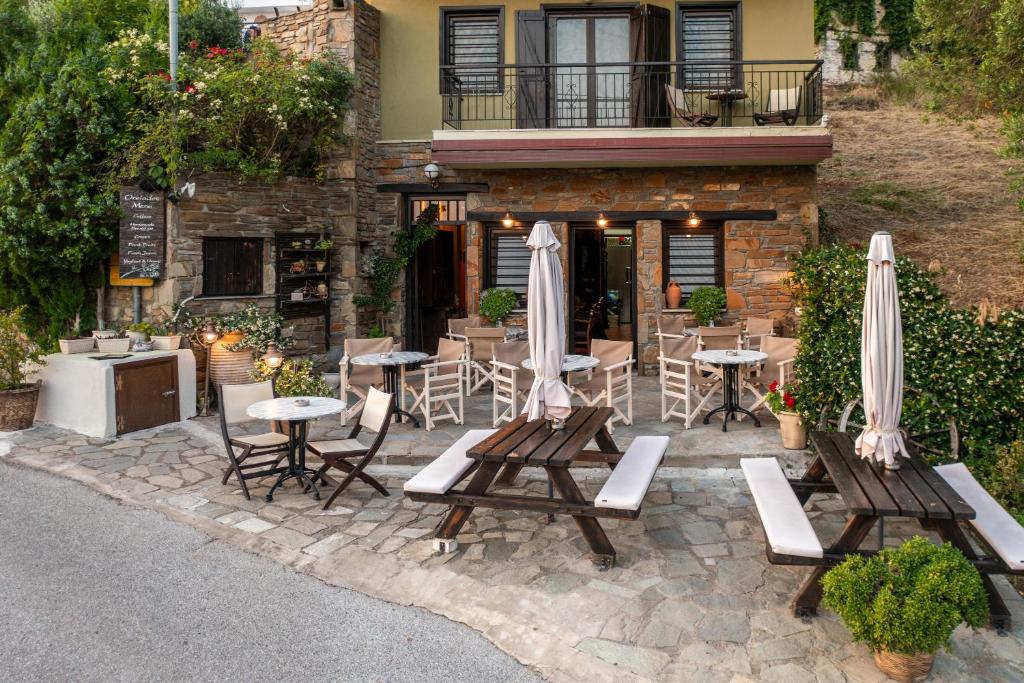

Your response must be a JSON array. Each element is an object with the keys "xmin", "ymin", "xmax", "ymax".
[{"xmin": 147, "ymin": 0, "xmax": 244, "ymax": 51}]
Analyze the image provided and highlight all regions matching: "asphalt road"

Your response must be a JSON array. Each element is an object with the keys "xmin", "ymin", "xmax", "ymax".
[{"xmin": 0, "ymin": 461, "xmax": 540, "ymax": 683}]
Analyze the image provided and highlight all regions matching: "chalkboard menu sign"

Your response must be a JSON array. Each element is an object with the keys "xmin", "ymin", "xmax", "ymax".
[{"xmin": 118, "ymin": 188, "xmax": 166, "ymax": 280}]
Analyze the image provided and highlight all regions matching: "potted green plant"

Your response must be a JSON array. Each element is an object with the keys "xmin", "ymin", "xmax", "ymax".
[
  {"xmin": 126, "ymin": 321, "xmax": 156, "ymax": 346},
  {"xmin": 251, "ymin": 358, "xmax": 333, "ymax": 397},
  {"xmin": 688, "ymin": 286, "xmax": 726, "ymax": 326},
  {"xmin": 0, "ymin": 307, "xmax": 45, "ymax": 431},
  {"xmin": 315, "ymin": 238, "xmax": 333, "ymax": 251},
  {"xmin": 764, "ymin": 380, "xmax": 806, "ymax": 449},
  {"xmin": 210, "ymin": 305, "xmax": 292, "ymax": 386},
  {"xmin": 150, "ymin": 324, "xmax": 184, "ymax": 351},
  {"xmin": 822, "ymin": 537, "xmax": 988, "ymax": 682},
  {"xmin": 480, "ymin": 287, "xmax": 518, "ymax": 327}
]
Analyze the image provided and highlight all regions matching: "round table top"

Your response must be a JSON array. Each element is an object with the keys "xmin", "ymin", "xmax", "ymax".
[
  {"xmin": 351, "ymin": 351, "xmax": 429, "ymax": 367},
  {"xmin": 246, "ymin": 396, "xmax": 347, "ymax": 421},
  {"xmin": 693, "ymin": 349, "xmax": 767, "ymax": 366},
  {"xmin": 505, "ymin": 325, "xmax": 528, "ymax": 340},
  {"xmin": 706, "ymin": 89, "xmax": 748, "ymax": 101},
  {"xmin": 522, "ymin": 354, "xmax": 599, "ymax": 373}
]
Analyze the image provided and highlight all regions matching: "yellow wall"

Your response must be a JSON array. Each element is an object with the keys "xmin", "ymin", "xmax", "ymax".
[{"xmin": 368, "ymin": 0, "xmax": 815, "ymax": 140}]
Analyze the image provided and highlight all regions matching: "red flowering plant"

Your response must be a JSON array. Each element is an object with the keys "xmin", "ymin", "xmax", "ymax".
[{"xmin": 764, "ymin": 380, "xmax": 802, "ymax": 415}]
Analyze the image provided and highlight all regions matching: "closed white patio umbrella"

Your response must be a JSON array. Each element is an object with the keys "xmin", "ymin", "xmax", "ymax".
[
  {"xmin": 522, "ymin": 221, "xmax": 573, "ymax": 424},
  {"xmin": 855, "ymin": 231, "xmax": 908, "ymax": 469}
]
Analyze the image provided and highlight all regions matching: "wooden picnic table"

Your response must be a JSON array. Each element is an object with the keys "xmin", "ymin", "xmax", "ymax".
[
  {"xmin": 787, "ymin": 431, "xmax": 1010, "ymax": 628},
  {"xmin": 428, "ymin": 406, "xmax": 627, "ymax": 568}
]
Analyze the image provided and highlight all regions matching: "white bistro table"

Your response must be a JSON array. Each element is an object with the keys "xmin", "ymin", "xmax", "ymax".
[
  {"xmin": 351, "ymin": 351, "xmax": 429, "ymax": 427},
  {"xmin": 521, "ymin": 354, "xmax": 599, "ymax": 378},
  {"xmin": 692, "ymin": 349, "xmax": 767, "ymax": 431},
  {"xmin": 247, "ymin": 396, "xmax": 346, "ymax": 502}
]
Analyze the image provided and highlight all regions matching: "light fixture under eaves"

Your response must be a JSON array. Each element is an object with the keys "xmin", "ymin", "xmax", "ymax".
[
  {"xmin": 501, "ymin": 210, "xmax": 515, "ymax": 228},
  {"xmin": 687, "ymin": 212, "xmax": 701, "ymax": 227},
  {"xmin": 596, "ymin": 212, "xmax": 609, "ymax": 228}
]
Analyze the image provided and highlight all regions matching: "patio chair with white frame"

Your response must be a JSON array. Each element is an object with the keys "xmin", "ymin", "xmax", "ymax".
[
  {"xmin": 569, "ymin": 339, "xmax": 635, "ymax": 431},
  {"xmin": 446, "ymin": 315, "xmax": 480, "ymax": 343},
  {"xmin": 696, "ymin": 325, "xmax": 742, "ymax": 379},
  {"xmin": 401, "ymin": 337, "xmax": 467, "ymax": 431},
  {"xmin": 746, "ymin": 336, "xmax": 798, "ymax": 415},
  {"xmin": 339, "ymin": 336, "xmax": 395, "ymax": 421},
  {"xmin": 659, "ymin": 335, "xmax": 715, "ymax": 427},
  {"xmin": 657, "ymin": 314, "xmax": 691, "ymax": 338},
  {"xmin": 491, "ymin": 340, "xmax": 533, "ymax": 427},
  {"xmin": 464, "ymin": 326, "xmax": 506, "ymax": 395},
  {"xmin": 743, "ymin": 316, "xmax": 775, "ymax": 351}
]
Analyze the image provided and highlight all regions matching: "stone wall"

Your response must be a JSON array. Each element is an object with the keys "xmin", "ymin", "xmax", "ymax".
[
  {"xmin": 376, "ymin": 141, "xmax": 817, "ymax": 368},
  {"xmin": 104, "ymin": 173, "xmax": 359, "ymax": 357},
  {"xmin": 817, "ymin": 1, "xmax": 907, "ymax": 84}
]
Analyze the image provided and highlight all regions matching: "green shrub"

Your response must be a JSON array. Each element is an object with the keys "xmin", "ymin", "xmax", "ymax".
[
  {"xmin": 479, "ymin": 288, "xmax": 518, "ymax": 324},
  {"xmin": 0, "ymin": 307, "xmax": 45, "ymax": 391},
  {"xmin": 217, "ymin": 304, "xmax": 292, "ymax": 354},
  {"xmin": 973, "ymin": 440, "xmax": 1024, "ymax": 525},
  {"xmin": 789, "ymin": 244, "xmax": 1024, "ymax": 460},
  {"xmin": 822, "ymin": 537, "xmax": 988, "ymax": 655},
  {"xmin": 250, "ymin": 358, "xmax": 333, "ymax": 398},
  {"xmin": 688, "ymin": 286, "xmax": 726, "ymax": 326}
]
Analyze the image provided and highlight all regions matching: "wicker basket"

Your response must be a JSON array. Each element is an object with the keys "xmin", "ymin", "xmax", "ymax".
[
  {"xmin": 209, "ymin": 332, "xmax": 255, "ymax": 386},
  {"xmin": 0, "ymin": 382, "xmax": 41, "ymax": 431},
  {"xmin": 874, "ymin": 650, "xmax": 934, "ymax": 682}
]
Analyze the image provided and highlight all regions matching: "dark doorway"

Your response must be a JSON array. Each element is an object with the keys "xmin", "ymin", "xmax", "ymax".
[
  {"xmin": 571, "ymin": 226, "xmax": 635, "ymax": 353},
  {"xmin": 406, "ymin": 197, "xmax": 466, "ymax": 354}
]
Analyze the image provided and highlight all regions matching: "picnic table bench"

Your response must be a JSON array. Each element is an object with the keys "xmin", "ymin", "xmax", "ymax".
[
  {"xmin": 743, "ymin": 431, "xmax": 1023, "ymax": 630},
  {"xmin": 404, "ymin": 407, "xmax": 668, "ymax": 569}
]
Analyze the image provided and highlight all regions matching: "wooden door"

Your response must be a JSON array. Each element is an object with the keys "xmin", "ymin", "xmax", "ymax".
[{"xmin": 114, "ymin": 357, "xmax": 180, "ymax": 435}]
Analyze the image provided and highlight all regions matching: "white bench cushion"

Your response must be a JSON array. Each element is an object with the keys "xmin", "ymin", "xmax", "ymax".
[
  {"xmin": 741, "ymin": 458, "xmax": 823, "ymax": 559},
  {"xmin": 306, "ymin": 438, "xmax": 365, "ymax": 455},
  {"xmin": 934, "ymin": 463, "xmax": 1024, "ymax": 571},
  {"xmin": 403, "ymin": 429, "xmax": 498, "ymax": 495},
  {"xmin": 595, "ymin": 436, "xmax": 669, "ymax": 511}
]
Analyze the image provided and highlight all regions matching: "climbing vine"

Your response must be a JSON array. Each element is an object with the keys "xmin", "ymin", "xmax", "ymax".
[
  {"xmin": 354, "ymin": 203, "xmax": 440, "ymax": 319},
  {"xmin": 815, "ymin": 0, "xmax": 918, "ymax": 52}
]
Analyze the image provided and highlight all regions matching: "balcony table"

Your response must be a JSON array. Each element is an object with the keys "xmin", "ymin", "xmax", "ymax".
[
  {"xmin": 692, "ymin": 349, "xmax": 765, "ymax": 430},
  {"xmin": 246, "ymin": 396, "xmax": 346, "ymax": 502},
  {"xmin": 706, "ymin": 89, "xmax": 748, "ymax": 127},
  {"xmin": 352, "ymin": 351, "xmax": 429, "ymax": 427}
]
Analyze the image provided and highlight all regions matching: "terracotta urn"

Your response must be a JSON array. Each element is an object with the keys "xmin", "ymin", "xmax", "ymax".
[
  {"xmin": 777, "ymin": 411, "xmax": 807, "ymax": 450},
  {"xmin": 665, "ymin": 281, "xmax": 682, "ymax": 309}
]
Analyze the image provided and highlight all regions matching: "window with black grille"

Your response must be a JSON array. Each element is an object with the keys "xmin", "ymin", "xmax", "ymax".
[
  {"xmin": 663, "ymin": 226, "xmax": 723, "ymax": 301},
  {"xmin": 486, "ymin": 228, "xmax": 530, "ymax": 307},
  {"xmin": 677, "ymin": 3, "xmax": 740, "ymax": 90},
  {"xmin": 202, "ymin": 237, "xmax": 263, "ymax": 297},
  {"xmin": 441, "ymin": 8, "xmax": 503, "ymax": 94}
]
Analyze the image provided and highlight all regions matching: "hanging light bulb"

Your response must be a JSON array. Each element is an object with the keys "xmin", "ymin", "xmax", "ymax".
[
  {"xmin": 687, "ymin": 212, "xmax": 701, "ymax": 227},
  {"xmin": 501, "ymin": 210, "xmax": 515, "ymax": 228},
  {"xmin": 596, "ymin": 212, "xmax": 609, "ymax": 228}
]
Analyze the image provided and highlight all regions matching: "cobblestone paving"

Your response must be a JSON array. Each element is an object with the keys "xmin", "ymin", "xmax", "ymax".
[{"xmin": 2, "ymin": 403, "xmax": 1022, "ymax": 681}]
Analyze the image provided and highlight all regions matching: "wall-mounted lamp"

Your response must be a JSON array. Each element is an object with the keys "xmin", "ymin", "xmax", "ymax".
[
  {"xmin": 501, "ymin": 210, "xmax": 515, "ymax": 228},
  {"xmin": 687, "ymin": 212, "xmax": 701, "ymax": 227},
  {"xmin": 424, "ymin": 162, "xmax": 441, "ymax": 189},
  {"xmin": 596, "ymin": 212, "xmax": 609, "ymax": 228}
]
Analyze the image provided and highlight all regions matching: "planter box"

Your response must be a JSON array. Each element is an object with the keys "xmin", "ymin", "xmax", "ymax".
[
  {"xmin": 96, "ymin": 337, "xmax": 131, "ymax": 353},
  {"xmin": 151, "ymin": 335, "xmax": 183, "ymax": 351},
  {"xmin": 59, "ymin": 337, "xmax": 95, "ymax": 354},
  {"xmin": 92, "ymin": 330, "xmax": 119, "ymax": 340}
]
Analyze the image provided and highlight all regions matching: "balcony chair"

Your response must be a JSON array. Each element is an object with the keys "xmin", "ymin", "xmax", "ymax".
[
  {"xmin": 746, "ymin": 336, "xmax": 798, "ymax": 415},
  {"xmin": 491, "ymin": 340, "xmax": 533, "ymax": 427},
  {"xmin": 464, "ymin": 326, "xmax": 506, "ymax": 395},
  {"xmin": 664, "ymin": 84, "xmax": 718, "ymax": 127},
  {"xmin": 569, "ymin": 339, "xmax": 635, "ymax": 432},
  {"xmin": 659, "ymin": 335, "xmax": 717, "ymax": 428},
  {"xmin": 339, "ymin": 336, "xmax": 394, "ymax": 422},
  {"xmin": 401, "ymin": 337, "xmax": 467, "ymax": 431},
  {"xmin": 306, "ymin": 386, "xmax": 395, "ymax": 510},
  {"xmin": 753, "ymin": 86, "xmax": 802, "ymax": 126},
  {"xmin": 743, "ymin": 316, "xmax": 776, "ymax": 351},
  {"xmin": 217, "ymin": 380, "xmax": 290, "ymax": 500}
]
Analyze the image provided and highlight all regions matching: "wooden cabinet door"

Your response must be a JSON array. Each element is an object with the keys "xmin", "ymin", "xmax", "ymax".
[{"xmin": 114, "ymin": 357, "xmax": 180, "ymax": 434}]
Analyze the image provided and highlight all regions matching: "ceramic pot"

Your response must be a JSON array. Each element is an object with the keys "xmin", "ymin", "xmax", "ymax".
[
  {"xmin": 96, "ymin": 337, "xmax": 131, "ymax": 353},
  {"xmin": 127, "ymin": 330, "xmax": 148, "ymax": 346},
  {"xmin": 665, "ymin": 281, "xmax": 682, "ymax": 309},
  {"xmin": 209, "ymin": 332, "xmax": 254, "ymax": 386},
  {"xmin": 315, "ymin": 260, "xmax": 326, "ymax": 272},
  {"xmin": 778, "ymin": 411, "xmax": 807, "ymax": 450},
  {"xmin": 874, "ymin": 650, "xmax": 934, "ymax": 683},
  {"xmin": 151, "ymin": 335, "xmax": 182, "ymax": 350}
]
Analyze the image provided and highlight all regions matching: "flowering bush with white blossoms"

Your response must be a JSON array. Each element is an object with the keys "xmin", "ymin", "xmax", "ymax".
[
  {"xmin": 105, "ymin": 35, "xmax": 354, "ymax": 185},
  {"xmin": 789, "ymin": 245, "xmax": 1024, "ymax": 461}
]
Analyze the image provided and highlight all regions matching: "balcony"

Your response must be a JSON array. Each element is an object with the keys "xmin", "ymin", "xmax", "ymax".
[{"xmin": 432, "ymin": 60, "xmax": 831, "ymax": 169}]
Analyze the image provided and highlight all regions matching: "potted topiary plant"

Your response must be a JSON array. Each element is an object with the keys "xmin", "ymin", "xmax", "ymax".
[
  {"xmin": 126, "ymin": 321, "xmax": 156, "ymax": 347},
  {"xmin": 764, "ymin": 380, "xmax": 806, "ymax": 449},
  {"xmin": 688, "ymin": 286, "xmax": 726, "ymax": 326},
  {"xmin": 0, "ymin": 307, "xmax": 45, "ymax": 431},
  {"xmin": 479, "ymin": 287, "xmax": 518, "ymax": 327},
  {"xmin": 822, "ymin": 536, "xmax": 988, "ymax": 683}
]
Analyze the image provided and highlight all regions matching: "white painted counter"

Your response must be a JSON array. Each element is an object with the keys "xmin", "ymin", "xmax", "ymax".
[{"xmin": 29, "ymin": 349, "xmax": 197, "ymax": 438}]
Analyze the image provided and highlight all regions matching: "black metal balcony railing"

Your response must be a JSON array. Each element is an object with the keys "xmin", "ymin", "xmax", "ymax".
[{"xmin": 440, "ymin": 60, "xmax": 823, "ymax": 130}]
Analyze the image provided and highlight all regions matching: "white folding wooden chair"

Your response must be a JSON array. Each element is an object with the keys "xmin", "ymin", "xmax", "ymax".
[
  {"xmin": 491, "ymin": 341, "xmax": 532, "ymax": 427},
  {"xmin": 464, "ymin": 327, "xmax": 506, "ymax": 395},
  {"xmin": 747, "ymin": 336, "xmax": 798, "ymax": 415},
  {"xmin": 402, "ymin": 338, "xmax": 467, "ymax": 431},
  {"xmin": 659, "ymin": 335, "xmax": 715, "ymax": 428},
  {"xmin": 743, "ymin": 316, "xmax": 775, "ymax": 351},
  {"xmin": 570, "ymin": 339, "xmax": 635, "ymax": 431}
]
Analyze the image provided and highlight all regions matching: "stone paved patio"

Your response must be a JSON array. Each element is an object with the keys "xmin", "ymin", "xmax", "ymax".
[{"xmin": 2, "ymin": 404, "xmax": 1021, "ymax": 682}]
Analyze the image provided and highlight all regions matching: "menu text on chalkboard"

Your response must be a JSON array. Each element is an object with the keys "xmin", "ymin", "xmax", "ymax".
[{"xmin": 118, "ymin": 188, "xmax": 166, "ymax": 280}]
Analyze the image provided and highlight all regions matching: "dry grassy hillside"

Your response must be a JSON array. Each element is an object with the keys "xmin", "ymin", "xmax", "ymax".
[{"xmin": 819, "ymin": 89, "xmax": 1024, "ymax": 310}]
